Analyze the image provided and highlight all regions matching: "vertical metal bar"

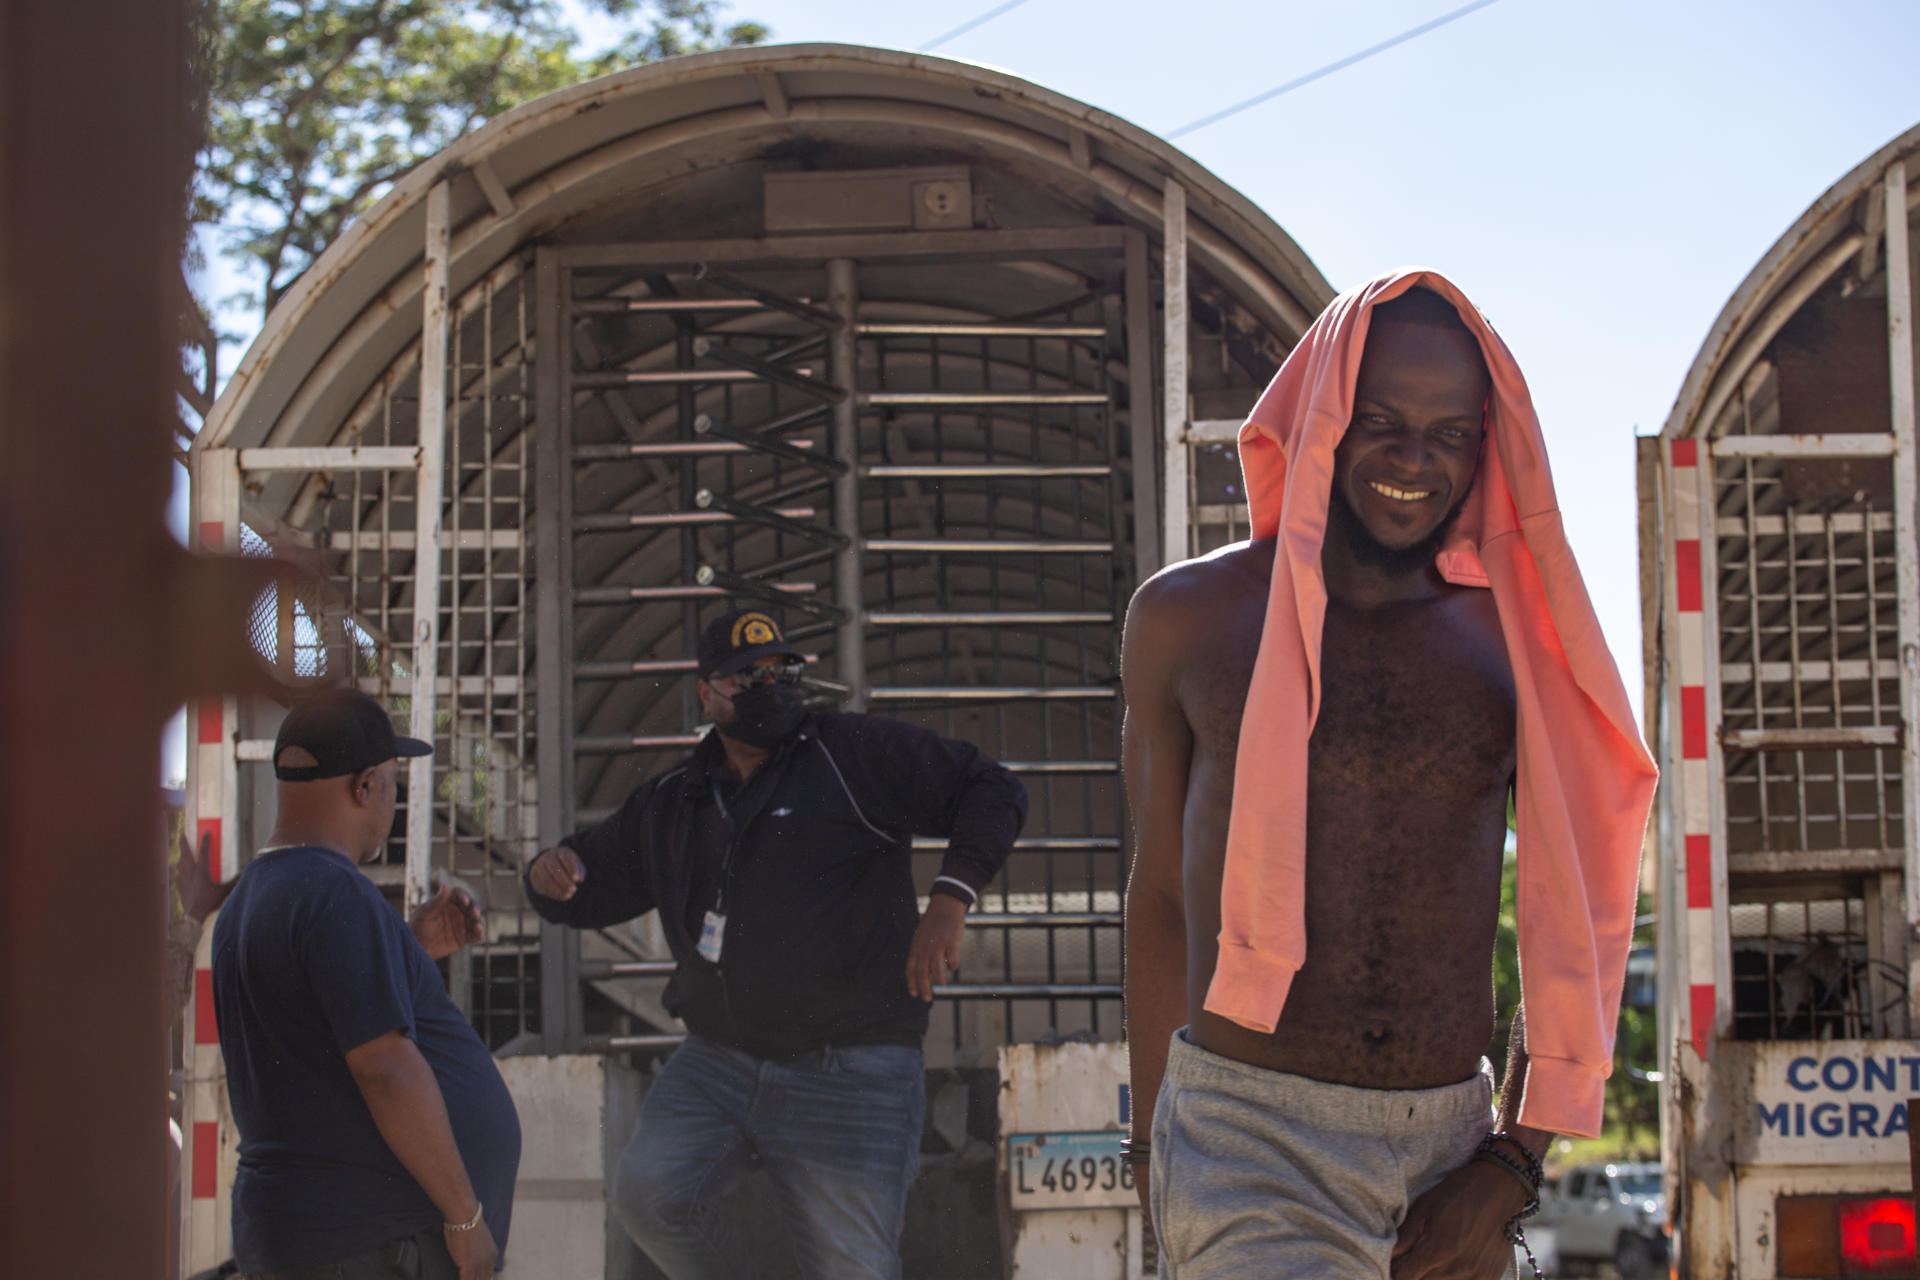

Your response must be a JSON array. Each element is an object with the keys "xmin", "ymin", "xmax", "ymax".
[
  {"xmin": 1743, "ymin": 458, "xmax": 1771, "ymax": 848},
  {"xmin": 446, "ymin": 275, "xmax": 472, "ymax": 1018},
  {"xmin": 1785, "ymin": 499, "xmax": 1811, "ymax": 849},
  {"xmin": 407, "ymin": 180, "xmax": 451, "ymax": 915},
  {"xmin": 481, "ymin": 278, "xmax": 497, "ymax": 921},
  {"xmin": 1123, "ymin": 230, "xmax": 1160, "ymax": 587},
  {"xmin": 533, "ymin": 248, "xmax": 582, "ymax": 1052},
  {"xmin": 829, "ymin": 258, "xmax": 866, "ymax": 708},
  {"xmin": 1160, "ymin": 181, "xmax": 1189, "ymax": 570},
  {"xmin": 1883, "ymin": 163, "xmax": 1920, "ymax": 946},
  {"xmin": 1639, "ymin": 435, "xmax": 1680, "ymax": 1172},
  {"xmin": 1883, "ymin": 871, "xmax": 1909, "ymax": 1036},
  {"xmin": 1866, "ymin": 499, "xmax": 1891, "ymax": 849},
  {"xmin": 381, "ymin": 378, "xmax": 395, "ymax": 705},
  {"xmin": 275, "ymin": 578, "xmax": 296, "ymax": 676},
  {"xmin": 1667, "ymin": 441, "xmax": 1701, "ymax": 1060},
  {"xmin": 677, "ymin": 323, "xmax": 698, "ymax": 735},
  {"xmin": 1, "ymin": 7, "xmax": 208, "ymax": 1268},
  {"xmin": 1826, "ymin": 516, "xmax": 1850, "ymax": 848},
  {"xmin": 1698, "ymin": 449, "xmax": 1735, "ymax": 1041},
  {"xmin": 515, "ymin": 276, "xmax": 534, "ymax": 1042}
]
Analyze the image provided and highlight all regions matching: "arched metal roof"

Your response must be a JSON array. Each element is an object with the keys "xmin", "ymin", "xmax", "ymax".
[
  {"xmin": 1662, "ymin": 122, "xmax": 1920, "ymax": 442},
  {"xmin": 201, "ymin": 42, "xmax": 1332, "ymax": 453}
]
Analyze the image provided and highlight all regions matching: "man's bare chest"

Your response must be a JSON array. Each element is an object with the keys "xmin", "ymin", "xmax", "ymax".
[
  {"xmin": 1311, "ymin": 605, "xmax": 1517, "ymax": 797},
  {"xmin": 1180, "ymin": 589, "xmax": 1516, "ymax": 793}
]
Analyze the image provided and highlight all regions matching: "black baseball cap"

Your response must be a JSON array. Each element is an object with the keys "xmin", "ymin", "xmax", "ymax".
[
  {"xmin": 697, "ymin": 608, "xmax": 803, "ymax": 679},
  {"xmin": 273, "ymin": 687, "xmax": 433, "ymax": 781}
]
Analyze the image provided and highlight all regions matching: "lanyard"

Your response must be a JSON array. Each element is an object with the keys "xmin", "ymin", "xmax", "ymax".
[{"xmin": 709, "ymin": 777, "xmax": 739, "ymax": 911}]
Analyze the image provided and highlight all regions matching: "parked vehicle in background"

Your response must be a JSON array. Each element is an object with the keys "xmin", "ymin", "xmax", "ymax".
[{"xmin": 1534, "ymin": 1162, "xmax": 1666, "ymax": 1278}]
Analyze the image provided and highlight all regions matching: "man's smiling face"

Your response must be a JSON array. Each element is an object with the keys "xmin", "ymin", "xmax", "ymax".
[{"xmin": 1330, "ymin": 303, "xmax": 1491, "ymax": 559}]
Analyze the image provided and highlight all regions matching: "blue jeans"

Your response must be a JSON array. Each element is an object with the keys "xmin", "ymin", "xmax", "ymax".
[{"xmin": 613, "ymin": 1034, "xmax": 926, "ymax": 1280}]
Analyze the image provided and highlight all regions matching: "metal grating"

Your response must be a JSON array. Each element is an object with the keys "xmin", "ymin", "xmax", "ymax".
[
  {"xmin": 556, "ymin": 261, "xmax": 854, "ymax": 1050},
  {"xmin": 861, "ymin": 281, "xmax": 1126, "ymax": 1058},
  {"xmin": 265, "ymin": 265, "xmax": 545, "ymax": 1050},
  {"xmin": 1713, "ymin": 451, "xmax": 1906, "ymax": 856},
  {"xmin": 1728, "ymin": 897, "xmax": 1899, "ymax": 1039},
  {"xmin": 550, "ymin": 253, "xmax": 1141, "ymax": 1064}
]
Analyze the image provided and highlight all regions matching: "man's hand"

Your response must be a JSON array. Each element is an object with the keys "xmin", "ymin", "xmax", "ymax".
[
  {"xmin": 1391, "ymin": 1159, "xmax": 1525, "ymax": 1280},
  {"xmin": 906, "ymin": 893, "xmax": 968, "ymax": 1002},
  {"xmin": 174, "ymin": 830, "xmax": 235, "ymax": 924},
  {"xmin": 410, "ymin": 883, "xmax": 484, "ymax": 961},
  {"xmin": 443, "ymin": 1216, "xmax": 499, "ymax": 1280},
  {"xmin": 528, "ymin": 846, "xmax": 585, "ymax": 902}
]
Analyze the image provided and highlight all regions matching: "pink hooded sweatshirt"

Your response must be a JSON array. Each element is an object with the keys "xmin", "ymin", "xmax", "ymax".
[{"xmin": 1205, "ymin": 268, "xmax": 1658, "ymax": 1139}]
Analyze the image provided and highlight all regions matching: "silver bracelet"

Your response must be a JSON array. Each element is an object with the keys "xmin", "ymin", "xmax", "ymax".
[{"xmin": 444, "ymin": 1201, "xmax": 484, "ymax": 1234}]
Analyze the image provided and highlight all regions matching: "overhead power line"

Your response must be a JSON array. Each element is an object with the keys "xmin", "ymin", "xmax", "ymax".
[
  {"xmin": 919, "ymin": 0, "xmax": 1034, "ymax": 53},
  {"xmin": 1166, "ymin": 0, "xmax": 1503, "ymax": 140}
]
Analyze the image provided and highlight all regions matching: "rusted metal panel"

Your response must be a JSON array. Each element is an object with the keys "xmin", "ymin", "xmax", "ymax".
[
  {"xmin": 0, "ymin": 3, "xmax": 289, "ymax": 1273},
  {"xmin": 1676, "ymin": 1053, "xmax": 1741, "ymax": 1277},
  {"xmin": 1732, "ymin": 1162, "xmax": 1913, "ymax": 1277},
  {"xmin": 997, "ymin": 1042, "xmax": 1140, "ymax": 1280}
]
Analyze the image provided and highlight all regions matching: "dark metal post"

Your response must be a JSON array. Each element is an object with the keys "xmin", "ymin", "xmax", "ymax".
[
  {"xmin": 533, "ymin": 248, "xmax": 582, "ymax": 1053},
  {"xmin": 828, "ymin": 259, "xmax": 866, "ymax": 707},
  {"xmin": 1, "ymin": 0, "xmax": 282, "ymax": 1270}
]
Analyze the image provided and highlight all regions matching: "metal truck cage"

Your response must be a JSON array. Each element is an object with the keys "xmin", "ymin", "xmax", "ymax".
[
  {"xmin": 177, "ymin": 44, "xmax": 1331, "ymax": 1268},
  {"xmin": 1646, "ymin": 123, "xmax": 1920, "ymax": 1277}
]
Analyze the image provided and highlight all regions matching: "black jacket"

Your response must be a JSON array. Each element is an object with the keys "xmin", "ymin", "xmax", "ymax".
[{"xmin": 526, "ymin": 712, "xmax": 1027, "ymax": 1059}]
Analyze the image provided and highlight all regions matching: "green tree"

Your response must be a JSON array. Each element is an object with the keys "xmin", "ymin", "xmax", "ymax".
[{"xmin": 197, "ymin": 0, "xmax": 767, "ymax": 318}]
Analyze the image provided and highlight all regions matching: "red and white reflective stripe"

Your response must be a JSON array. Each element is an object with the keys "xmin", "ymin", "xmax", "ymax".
[
  {"xmin": 182, "ymin": 454, "xmax": 240, "ymax": 1272},
  {"xmin": 1672, "ymin": 438, "xmax": 1717, "ymax": 1058},
  {"xmin": 185, "ymin": 678, "xmax": 229, "ymax": 1264}
]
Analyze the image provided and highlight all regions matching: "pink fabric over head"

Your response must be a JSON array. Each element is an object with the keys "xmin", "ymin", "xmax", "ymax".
[{"xmin": 1204, "ymin": 267, "xmax": 1658, "ymax": 1138}]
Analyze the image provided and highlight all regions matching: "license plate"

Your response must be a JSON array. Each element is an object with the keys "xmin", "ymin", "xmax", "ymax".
[{"xmin": 1006, "ymin": 1130, "xmax": 1137, "ymax": 1210}]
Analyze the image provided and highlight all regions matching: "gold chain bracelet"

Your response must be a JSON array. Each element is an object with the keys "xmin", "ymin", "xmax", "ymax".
[{"xmin": 444, "ymin": 1202, "xmax": 484, "ymax": 1234}]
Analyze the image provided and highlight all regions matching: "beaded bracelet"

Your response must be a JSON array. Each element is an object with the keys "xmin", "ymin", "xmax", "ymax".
[
  {"xmin": 444, "ymin": 1202, "xmax": 484, "ymax": 1234},
  {"xmin": 1471, "ymin": 1150, "xmax": 1540, "ymax": 1208},
  {"xmin": 1473, "ymin": 1133, "xmax": 1545, "ymax": 1279},
  {"xmin": 1480, "ymin": 1130, "xmax": 1545, "ymax": 1185}
]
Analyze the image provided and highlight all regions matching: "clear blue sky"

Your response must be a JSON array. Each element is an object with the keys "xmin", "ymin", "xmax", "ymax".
[{"xmin": 170, "ymin": 0, "xmax": 1920, "ymax": 780}]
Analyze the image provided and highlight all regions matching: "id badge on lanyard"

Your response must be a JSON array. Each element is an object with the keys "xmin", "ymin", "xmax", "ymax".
[{"xmin": 697, "ymin": 909, "xmax": 726, "ymax": 964}]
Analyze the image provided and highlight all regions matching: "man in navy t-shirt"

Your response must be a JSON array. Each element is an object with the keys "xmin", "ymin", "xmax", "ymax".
[{"xmin": 212, "ymin": 689, "xmax": 520, "ymax": 1279}]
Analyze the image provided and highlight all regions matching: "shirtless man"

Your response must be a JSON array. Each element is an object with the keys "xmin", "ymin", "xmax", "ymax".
[{"xmin": 1123, "ymin": 278, "xmax": 1653, "ymax": 1278}]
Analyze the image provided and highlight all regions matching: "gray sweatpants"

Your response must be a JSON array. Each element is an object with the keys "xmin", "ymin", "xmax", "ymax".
[{"xmin": 1150, "ymin": 1029, "xmax": 1507, "ymax": 1279}]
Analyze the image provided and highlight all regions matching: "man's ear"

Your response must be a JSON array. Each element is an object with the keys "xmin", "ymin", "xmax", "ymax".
[{"xmin": 349, "ymin": 767, "xmax": 379, "ymax": 806}]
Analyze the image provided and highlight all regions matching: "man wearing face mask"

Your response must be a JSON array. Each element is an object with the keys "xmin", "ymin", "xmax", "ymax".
[{"xmin": 524, "ymin": 608, "xmax": 1027, "ymax": 1280}]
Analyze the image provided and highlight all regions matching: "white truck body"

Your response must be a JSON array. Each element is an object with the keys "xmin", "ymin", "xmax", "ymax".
[{"xmin": 1645, "ymin": 125, "xmax": 1920, "ymax": 1276}]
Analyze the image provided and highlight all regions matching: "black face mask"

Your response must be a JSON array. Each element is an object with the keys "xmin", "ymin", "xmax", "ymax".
[{"xmin": 723, "ymin": 682, "xmax": 806, "ymax": 749}]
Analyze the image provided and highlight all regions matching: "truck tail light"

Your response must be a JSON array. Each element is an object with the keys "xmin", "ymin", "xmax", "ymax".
[
  {"xmin": 1839, "ymin": 1199, "xmax": 1914, "ymax": 1273},
  {"xmin": 1778, "ymin": 1196, "xmax": 1914, "ymax": 1276}
]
